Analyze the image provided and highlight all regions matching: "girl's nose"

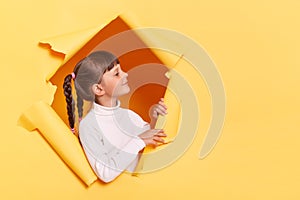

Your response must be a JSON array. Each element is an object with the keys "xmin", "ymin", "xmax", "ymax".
[
  {"xmin": 119, "ymin": 67, "xmax": 128, "ymax": 78},
  {"xmin": 123, "ymin": 71, "xmax": 128, "ymax": 78}
]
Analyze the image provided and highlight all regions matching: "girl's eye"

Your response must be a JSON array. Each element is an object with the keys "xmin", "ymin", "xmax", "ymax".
[{"xmin": 115, "ymin": 72, "xmax": 119, "ymax": 76}]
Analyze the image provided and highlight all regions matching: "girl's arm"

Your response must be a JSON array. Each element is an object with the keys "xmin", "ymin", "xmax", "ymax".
[{"xmin": 81, "ymin": 136, "xmax": 145, "ymax": 183}]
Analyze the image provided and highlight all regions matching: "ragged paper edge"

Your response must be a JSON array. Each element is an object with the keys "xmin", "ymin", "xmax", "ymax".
[
  {"xmin": 40, "ymin": 15, "xmax": 119, "ymax": 81},
  {"xmin": 18, "ymin": 101, "xmax": 97, "ymax": 186},
  {"xmin": 120, "ymin": 13, "xmax": 183, "ymax": 68},
  {"xmin": 133, "ymin": 69, "xmax": 182, "ymax": 176}
]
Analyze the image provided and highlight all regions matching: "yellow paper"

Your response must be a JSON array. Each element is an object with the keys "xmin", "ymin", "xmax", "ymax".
[
  {"xmin": 40, "ymin": 16, "xmax": 118, "ymax": 80},
  {"xmin": 2, "ymin": 0, "xmax": 300, "ymax": 199},
  {"xmin": 18, "ymin": 101, "xmax": 97, "ymax": 186}
]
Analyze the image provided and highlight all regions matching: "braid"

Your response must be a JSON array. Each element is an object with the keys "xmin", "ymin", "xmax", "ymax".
[{"xmin": 63, "ymin": 74, "xmax": 75, "ymax": 130}]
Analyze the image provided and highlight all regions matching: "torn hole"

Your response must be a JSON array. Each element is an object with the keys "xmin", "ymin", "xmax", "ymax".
[{"xmin": 49, "ymin": 16, "xmax": 170, "ymax": 130}]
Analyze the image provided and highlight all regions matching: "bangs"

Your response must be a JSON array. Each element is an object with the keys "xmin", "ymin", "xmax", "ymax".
[
  {"xmin": 88, "ymin": 51, "xmax": 120, "ymax": 72},
  {"xmin": 106, "ymin": 59, "xmax": 120, "ymax": 71}
]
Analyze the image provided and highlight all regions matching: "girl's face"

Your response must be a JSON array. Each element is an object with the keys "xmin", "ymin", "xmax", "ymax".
[{"xmin": 100, "ymin": 64, "xmax": 130, "ymax": 97}]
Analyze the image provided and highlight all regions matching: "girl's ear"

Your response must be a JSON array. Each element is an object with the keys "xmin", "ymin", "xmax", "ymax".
[{"xmin": 92, "ymin": 84, "xmax": 105, "ymax": 96}]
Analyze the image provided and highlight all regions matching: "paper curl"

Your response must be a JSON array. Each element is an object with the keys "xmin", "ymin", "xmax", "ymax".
[{"xmin": 18, "ymin": 101, "xmax": 97, "ymax": 186}]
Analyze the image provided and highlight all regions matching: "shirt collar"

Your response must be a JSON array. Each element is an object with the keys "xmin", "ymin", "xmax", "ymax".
[{"xmin": 92, "ymin": 100, "xmax": 121, "ymax": 116}]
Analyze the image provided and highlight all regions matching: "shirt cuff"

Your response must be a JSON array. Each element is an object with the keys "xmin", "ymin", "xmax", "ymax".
[{"xmin": 122, "ymin": 137, "xmax": 145, "ymax": 154}]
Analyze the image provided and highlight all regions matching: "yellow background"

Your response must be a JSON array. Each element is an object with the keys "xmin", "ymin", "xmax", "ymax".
[{"xmin": 1, "ymin": 0, "xmax": 300, "ymax": 199}]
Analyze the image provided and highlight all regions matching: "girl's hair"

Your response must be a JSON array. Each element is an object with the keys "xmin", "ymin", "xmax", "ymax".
[{"xmin": 63, "ymin": 51, "xmax": 119, "ymax": 132}]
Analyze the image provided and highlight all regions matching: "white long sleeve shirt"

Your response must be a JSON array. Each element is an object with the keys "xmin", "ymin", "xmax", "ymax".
[{"xmin": 79, "ymin": 101, "xmax": 150, "ymax": 183}]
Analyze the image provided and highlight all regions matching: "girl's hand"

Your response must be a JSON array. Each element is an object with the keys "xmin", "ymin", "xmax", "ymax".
[
  {"xmin": 138, "ymin": 129, "xmax": 167, "ymax": 147},
  {"xmin": 150, "ymin": 98, "xmax": 168, "ymax": 119}
]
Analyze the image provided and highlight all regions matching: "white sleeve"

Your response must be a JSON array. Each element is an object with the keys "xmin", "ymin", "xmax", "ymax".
[
  {"xmin": 79, "ymin": 114, "xmax": 145, "ymax": 183},
  {"xmin": 82, "ymin": 137, "xmax": 145, "ymax": 183},
  {"xmin": 127, "ymin": 110, "xmax": 150, "ymax": 130}
]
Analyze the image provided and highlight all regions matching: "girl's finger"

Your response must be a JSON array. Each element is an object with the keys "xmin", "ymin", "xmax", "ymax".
[
  {"xmin": 154, "ymin": 132, "xmax": 167, "ymax": 137},
  {"xmin": 153, "ymin": 136, "xmax": 165, "ymax": 143},
  {"xmin": 155, "ymin": 105, "xmax": 167, "ymax": 115},
  {"xmin": 158, "ymin": 101, "xmax": 167, "ymax": 109}
]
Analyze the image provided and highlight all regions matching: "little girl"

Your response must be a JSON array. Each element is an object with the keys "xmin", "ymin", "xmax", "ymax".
[{"xmin": 63, "ymin": 51, "xmax": 167, "ymax": 183}]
